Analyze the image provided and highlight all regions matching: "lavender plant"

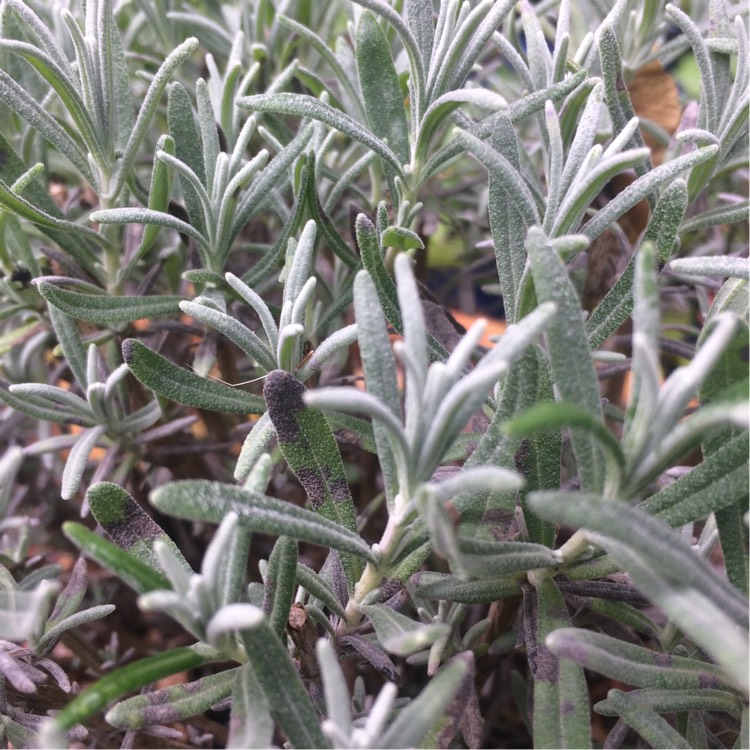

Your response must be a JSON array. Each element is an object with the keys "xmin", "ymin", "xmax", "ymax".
[{"xmin": 0, "ymin": 0, "xmax": 746, "ymax": 748}]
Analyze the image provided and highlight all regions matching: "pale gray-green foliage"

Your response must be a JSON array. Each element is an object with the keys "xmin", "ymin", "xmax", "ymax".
[{"xmin": 0, "ymin": 0, "xmax": 745, "ymax": 748}]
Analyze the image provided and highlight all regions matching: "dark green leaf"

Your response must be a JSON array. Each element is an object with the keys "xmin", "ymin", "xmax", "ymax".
[
  {"xmin": 264, "ymin": 537, "xmax": 298, "ymax": 639},
  {"xmin": 53, "ymin": 647, "xmax": 210, "ymax": 731},
  {"xmin": 598, "ymin": 689, "xmax": 691, "ymax": 749},
  {"xmin": 87, "ymin": 482, "xmax": 191, "ymax": 573},
  {"xmin": 63, "ymin": 522, "xmax": 170, "ymax": 594},
  {"xmin": 545, "ymin": 628, "xmax": 736, "ymax": 691},
  {"xmin": 37, "ymin": 282, "xmax": 183, "ymax": 325},
  {"xmin": 414, "ymin": 572, "xmax": 521, "ymax": 604},
  {"xmin": 263, "ymin": 370, "xmax": 363, "ymax": 587},
  {"xmin": 529, "ymin": 579, "xmax": 592, "ymax": 748},
  {"xmin": 150, "ymin": 480, "xmax": 376, "ymax": 565},
  {"xmin": 356, "ymin": 11, "xmax": 410, "ymax": 167},
  {"xmin": 526, "ymin": 228, "xmax": 605, "ymax": 492},
  {"xmin": 208, "ymin": 605, "xmax": 328, "ymax": 749},
  {"xmin": 122, "ymin": 339, "xmax": 265, "ymax": 414},
  {"xmin": 106, "ymin": 669, "xmax": 236, "ymax": 729}
]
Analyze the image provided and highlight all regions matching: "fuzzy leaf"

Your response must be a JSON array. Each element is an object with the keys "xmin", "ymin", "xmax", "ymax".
[
  {"xmin": 379, "ymin": 652, "xmax": 474, "ymax": 749},
  {"xmin": 586, "ymin": 180, "xmax": 687, "ymax": 349},
  {"xmin": 638, "ymin": 431, "xmax": 749, "ymax": 527},
  {"xmin": 600, "ymin": 689, "xmax": 691, "ymax": 749},
  {"xmin": 358, "ymin": 603, "xmax": 451, "ymax": 656},
  {"xmin": 528, "ymin": 579, "xmax": 592, "ymax": 748},
  {"xmin": 295, "ymin": 563, "xmax": 347, "ymax": 620},
  {"xmin": 63, "ymin": 522, "xmax": 170, "ymax": 594},
  {"xmin": 356, "ymin": 11, "xmax": 410, "ymax": 167},
  {"xmin": 414, "ymin": 572, "xmax": 521, "ymax": 604},
  {"xmin": 87, "ymin": 482, "xmax": 191, "ymax": 573},
  {"xmin": 529, "ymin": 492, "xmax": 749, "ymax": 688},
  {"xmin": 150, "ymin": 480, "xmax": 376, "ymax": 565},
  {"xmin": 53, "ymin": 647, "xmax": 209, "ymax": 731},
  {"xmin": 545, "ymin": 628, "xmax": 736, "ymax": 691},
  {"xmin": 526, "ymin": 228, "xmax": 605, "ymax": 492},
  {"xmin": 106, "ymin": 669, "xmax": 236, "ymax": 729},
  {"xmin": 238, "ymin": 93, "xmax": 404, "ymax": 179},
  {"xmin": 488, "ymin": 115, "xmax": 527, "ymax": 324},
  {"xmin": 595, "ymin": 687, "xmax": 743, "ymax": 719},
  {"xmin": 263, "ymin": 370, "xmax": 362, "ymax": 586},
  {"xmin": 37, "ymin": 282, "xmax": 183, "ymax": 325},
  {"xmin": 264, "ymin": 537, "xmax": 298, "ymax": 639},
  {"xmin": 227, "ymin": 662, "xmax": 274, "ymax": 749},
  {"xmin": 207, "ymin": 605, "xmax": 328, "ymax": 749},
  {"xmin": 122, "ymin": 339, "xmax": 264, "ymax": 414}
]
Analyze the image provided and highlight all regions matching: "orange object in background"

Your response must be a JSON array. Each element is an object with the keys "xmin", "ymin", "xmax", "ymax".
[{"xmin": 449, "ymin": 309, "xmax": 507, "ymax": 348}]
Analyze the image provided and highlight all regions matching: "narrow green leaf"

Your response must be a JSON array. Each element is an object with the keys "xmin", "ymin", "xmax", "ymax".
[
  {"xmin": 680, "ymin": 200, "xmax": 750, "ymax": 233},
  {"xmin": 265, "ymin": 537, "xmax": 298, "ymax": 639},
  {"xmin": 0, "ymin": 40, "xmax": 103, "ymax": 161},
  {"xmin": 122, "ymin": 339, "xmax": 265, "ymax": 414},
  {"xmin": 278, "ymin": 15, "xmax": 364, "ymax": 121},
  {"xmin": 581, "ymin": 145, "xmax": 719, "ymax": 241},
  {"xmin": 106, "ymin": 669, "xmax": 235, "ymax": 729},
  {"xmin": 237, "ymin": 93, "xmax": 404, "ymax": 179},
  {"xmin": 464, "ymin": 346, "xmax": 557, "ymax": 545},
  {"xmin": 638, "ymin": 431, "xmax": 749, "ymax": 527},
  {"xmin": 530, "ymin": 579, "xmax": 592, "ymax": 748},
  {"xmin": 0, "ymin": 179, "xmax": 107, "ymax": 247},
  {"xmin": 406, "ymin": 0, "xmax": 435, "ymax": 70},
  {"xmin": 37, "ymin": 282, "xmax": 183, "ymax": 325},
  {"xmin": 456, "ymin": 127, "xmax": 541, "ymax": 228},
  {"xmin": 207, "ymin": 605, "xmax": 329, "ymax": 749},
  {"xmin": 414, "ymin": 572, "xmax": 521, "ymax": 604},
  {"xmin": 488, "ymin": 115, "xmax": 527, "ymax": 325},
  {"xmin": 553, "ymin": 147, "xmax": 650, "ymax": 236},
  {"xmin": 227, "ymin": 662, "xmax": 274, "ymax": 749},
  {"xmin": 230, "ymin": 122, "xmax": 315, "ymax": 247},
  {"xmin": 423, "ymin": 72, "xmax": 587, "ymax": 179},
  {"xmin": 598, "ymin": 26, "xmax": 652, "ymax": 192},
  {"xmin": 47, "ymin": 305, "xmax": 88, "ymax": 390},
  {"xmin": 53, "ymin": 646, "xmax": 209, "ymax": 731},
  {"xmin": 503, "ymin": 401, "xmax": 625, "ymax": 474},
  {"xmin": 594, "ymin": 688, "xmax": 743, "ymax": 720},
  {"xmin": 671, "ymin": 256, "xmax": 750, "ymax": 280},
  {"xmin": 109, "ymin": 37, "xmax": 200, "ymax": 200},
  {"xmin": 602, "ymin": 689, "xmax": 691, "ymax": 749},
  {"xmin": 526, "ymin": 228, "xmax": 605, "ymax": 492},
  {"xmin": 545, "ymin": 627, "xmax": 736, "ymax": 691},
  {"xmin": 356, "ymin": 12, "xmax": 410, "ymax": 167},
  {"xmin": 0, "ymin": 380, "xmax": 93, "ymax": 425},
  {"xmin": 87, "ymin": 482, "xmax": 191, "ymax": 573},
  {"xmin": 586, "ymin": 180, "xmax": 687, "ymax": 349},
  {"xmin": 378, "ymin": 652, "xmax": 473, "ymax": 749},
  {"xmin": 528, "ymin": 492, "xmax": 748, "ymax": 629},
  {"xmin": 180, "ymin": 300, "xmax": 277, "ymax": 373},
  {"xmin": 303, "ymin": 153, "xmax": 361, "ymax": 270},
  {"xmin": 454, "ymin": 540, "xmax": 559, "ymax": 578},
  {"xmin": 150, "ymin": 480, "xmax": 377, "ymax": 565},
  {"xmin": 295, "ymin": 563, "xmax": 347, "ymax": 620},
  {"xmin": 168, "ymin": 81, "xmax": 207, "ymax": 236},
  {"xmin": 122, "ymin": 134, "xmax": 176, "ymax": 278},
  {"xmin": 36, "ymin": 604, "xmax": 115, "ymax": 653},
  {"xmin": 90, "ymin": 206, "xmax": 209, "ymax": 255},
  {"xmin": 61, "ymin": 425, "xmax": 105, "ymax": 500},
  {"xmin": 263, "ymin": 370, "xmax": 363, "ymax": 587},
  {"xmin": 62, "ymin": 522, "xmax": 170, "ymax": 594},
  {"xmin": 0, "ymin": 131, "xmax": 100, "ymax": 277},
  {"xmin": 202, "ymin": 512, "xmax": 251, "ymax": 610},
  {"xmin": 359, "ymin": 603, "xmax": 451, "ymax": 656},
  {"xmin": 355, "ymin": 213, "xmax": 450, "ymax": 363}
]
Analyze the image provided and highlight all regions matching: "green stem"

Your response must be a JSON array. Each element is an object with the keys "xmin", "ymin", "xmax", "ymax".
[{"xmin": 339, "ymin": 512, "xmax": 406, "ymax": 631}]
